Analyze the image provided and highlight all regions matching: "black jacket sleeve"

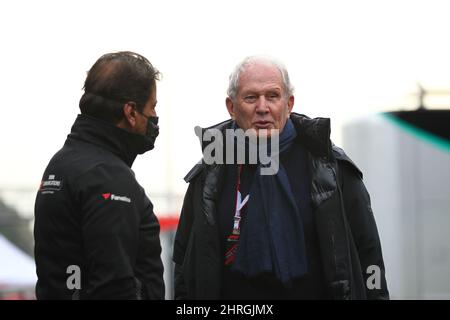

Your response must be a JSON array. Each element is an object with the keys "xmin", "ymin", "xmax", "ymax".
[
  {"xmin": 173, "ymin": 181, "xmax": 196, "ymax": 300},
  {"xmin": 133, "ymin": 194, "xmax": 165, "ymax": 300},
  {"xmin": 339, "ymin": 162, "xmax": 390, "ymax": 300},
  {"xmin": 75, "ymin": 163, "xmax": 156, "ymax": 299}
]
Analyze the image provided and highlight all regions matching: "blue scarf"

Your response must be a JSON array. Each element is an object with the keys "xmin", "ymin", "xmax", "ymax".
[{"xmin": 231, "ymin": 119, "xmax": 308, "ymax": 286}]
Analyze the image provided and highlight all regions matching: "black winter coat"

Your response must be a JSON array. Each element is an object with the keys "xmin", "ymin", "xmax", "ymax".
[
  {"xmin": 173, "ymin": 113, "xmax": 389, "ymax": 300},
  {"xmin": 34, "ymin": 114, "xmax": 164, "ymax": 299}
]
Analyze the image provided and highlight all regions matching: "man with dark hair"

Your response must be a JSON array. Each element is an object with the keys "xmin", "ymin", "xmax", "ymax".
[
  {"xmin": 173, "ymin": 56, "xmax": 389, "ymax": 300},
  {"xmin": 34, "ymin": 51, "xmax": 165, "ymax": 299}
]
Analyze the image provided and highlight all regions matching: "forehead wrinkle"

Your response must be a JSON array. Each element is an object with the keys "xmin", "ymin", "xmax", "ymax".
[
  {"xmin": 238, "ymin": 64, "xmax": 284, "ymax": 94},
  {"xmin": 240, "ymin": 84, "xmax": 283, "ymax": 95}
]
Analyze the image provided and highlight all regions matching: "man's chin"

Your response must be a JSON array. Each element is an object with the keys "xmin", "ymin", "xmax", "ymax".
[{"xmin": 254, "ymin": 127, "xmax": 279, "ymax": 138}]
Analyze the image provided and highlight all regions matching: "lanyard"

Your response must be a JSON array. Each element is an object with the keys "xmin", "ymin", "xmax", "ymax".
[
  {"xmin": 232, "ymin": 165, "xmax": 250, "ymax": 234},
  {"xmin": 225, "ymin": 164, "xmax": 250, "ymax": 265}
]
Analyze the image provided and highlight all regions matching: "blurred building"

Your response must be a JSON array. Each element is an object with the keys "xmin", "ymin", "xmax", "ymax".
[
  {"xmin": 343, "ymin": 109, "xmax": 450, "ymax": 299},
  {"xmin": 0, "ymin": 199, "xmax": 36, "ymax": 299}
]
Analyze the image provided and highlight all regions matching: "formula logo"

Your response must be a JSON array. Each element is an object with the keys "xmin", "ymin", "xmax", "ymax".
[{"xmin": 102, "ymin": 193, "xmax": 131, "ymax": 203}]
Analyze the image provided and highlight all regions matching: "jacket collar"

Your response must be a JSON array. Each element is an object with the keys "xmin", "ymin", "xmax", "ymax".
[
  {"xmin": 67, "ymin": 114, "xmax": 149, "ymax": 167},
  {"xmin": 185, "ymin": 113, "xmax": 332, "ymax": 183},
  {"xmin": 290, "ymin": 112, "xmax": 331, "ymax": 158},
  {"xmin": 197, "ymin": 112, "xmax": 332, "ymax": 158}
]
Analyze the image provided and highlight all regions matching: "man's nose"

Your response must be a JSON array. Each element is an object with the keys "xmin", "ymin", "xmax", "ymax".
[{"xmin": 255, "ymin": 96, "xmax": 269, "ymax": 114}]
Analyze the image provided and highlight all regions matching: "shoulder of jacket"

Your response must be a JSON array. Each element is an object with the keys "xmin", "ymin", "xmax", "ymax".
[
  {"xmin": 184, "ymin": 162, "xmax": 205, "ymax": 183},
  {"xmin": 184, "ymin": 118, "xmax": 233, "ymax": 183},
  {"xmin": 75, "ymin": 161, "xmax": 135, "ymax": 188},
  {"xmin": 332, "ymin": 145, "xmax": 363, "ymax": 179}
]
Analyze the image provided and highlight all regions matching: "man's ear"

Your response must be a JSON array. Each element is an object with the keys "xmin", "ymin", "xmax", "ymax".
[
  {"xmin": 226, "ymin": 97, "xmax": 235, "ymax": 120},
  {"xmin": 119, "ymin": 102, "xmax": 138, "ymax": 129},
  {"xmin": 287, "ymin": 95, "xmax": 294, "ymax": 117}
]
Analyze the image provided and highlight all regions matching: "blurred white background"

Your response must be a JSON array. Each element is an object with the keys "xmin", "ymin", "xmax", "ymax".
[
  {"xmin": 1, "ymin": 0, "xmax": 450, "ymax": 299},
  {"xmin": 1, "ymin": 0, "xmax": 450, "ymax": 196}
]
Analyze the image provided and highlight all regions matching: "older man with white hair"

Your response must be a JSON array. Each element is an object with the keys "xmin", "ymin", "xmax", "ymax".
[{"xmin": 173, "ymin": 56, "xmax": 389, "ymax": 300}]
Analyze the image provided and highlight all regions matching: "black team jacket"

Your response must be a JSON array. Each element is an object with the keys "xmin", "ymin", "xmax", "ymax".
[{"xmin": 34, "ymin": 114, "xmax": 164, "ymax": 299}]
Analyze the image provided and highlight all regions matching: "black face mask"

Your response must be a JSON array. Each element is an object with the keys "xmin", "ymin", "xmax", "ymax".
[
  {"xmin": 136, "ymin": 110, "xmax": 159, "ymax": 154},
  {"xmin": 137, "ymin": 111, "xmax": 159, "ymax": 152}
]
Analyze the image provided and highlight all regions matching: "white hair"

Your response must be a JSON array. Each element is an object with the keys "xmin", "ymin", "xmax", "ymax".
[{"xmin": 227, "ymin": 55, "xmax": 294, "ymax": 100}]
